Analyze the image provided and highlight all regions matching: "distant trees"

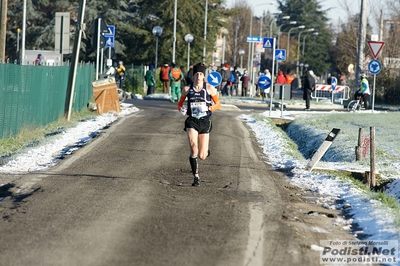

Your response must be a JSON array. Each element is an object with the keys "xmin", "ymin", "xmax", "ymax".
[{"xmin": 4, "ymin": 0, "xmax": 230, "ymax": 67}]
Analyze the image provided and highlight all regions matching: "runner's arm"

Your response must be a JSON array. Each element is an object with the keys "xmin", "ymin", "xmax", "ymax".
[
  {"xmin": 177, "ymin": 86, "xmax": 189, "ymax": 111},
  {"xmin": 207, "ymin": 84, "xmax": 221, "ymax": 112}
]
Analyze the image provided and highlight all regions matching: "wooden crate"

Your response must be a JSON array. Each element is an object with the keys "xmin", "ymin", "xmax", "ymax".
[{"xmin": 92, "ymin": 77, "xmax": 121, "ymax": 114}]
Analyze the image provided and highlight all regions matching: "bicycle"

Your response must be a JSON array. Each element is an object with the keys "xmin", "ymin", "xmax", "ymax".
[{"xmin": 347, "ymin": 96, "xmax": 364, "ymax": 112}]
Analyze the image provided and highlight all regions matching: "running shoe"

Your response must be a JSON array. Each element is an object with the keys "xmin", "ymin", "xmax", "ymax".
[{"xmin": 192, "ymin": 176, "xmax": 200, "ymax": 186}]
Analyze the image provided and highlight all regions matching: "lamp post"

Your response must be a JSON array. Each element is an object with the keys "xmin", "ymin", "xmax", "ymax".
[
  {"xmin": 286, "ymin": 25, "xmax": 305, "ymax": 61},
  {"xmin": 248, "ymin": 3, "xmax": 274, "ymax": 71},
  {"xmin": 152, "ymin": 26, "xmax": 163, "ymax": 69},
  {"xmin": 185, "ymin": 34, "xmax": 194, "ymax": 71},
  {"xmin": 172, "ymin": 0, "xmax": 177, "ymax": 63},
  {"xmin": 276, "ymin": 17, "xmax": 293, "ymax": 48},
  {"xmin": 269, "ymin": 11, "xmax": 282, "ymax": 36},
  {"xmin": 203, "ymin": 0, "xmax": 208, "ymax": 63},
  {"xmin": 239, "ymin": 49, "xmax": 245, "ymax": 68},
  {"xmin": 302, "ymin": 32, "xmax": 318, "ymax": 61},
  {"xmin": 296, "ymin": 28, "xmax": 314, "ymax": 78},
  {"xmin": 275, "ymin": 18, "xmax": 294, "ymax": 74}
]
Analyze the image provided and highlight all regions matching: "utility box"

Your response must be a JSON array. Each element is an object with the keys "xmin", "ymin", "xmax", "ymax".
[
  {"xmin": 92, "ymin": 77, "xmax": 121, "ymax": 114},
  {"xmin": 274, "ymin": 84, "xmax": 291, "ymax": 100}
]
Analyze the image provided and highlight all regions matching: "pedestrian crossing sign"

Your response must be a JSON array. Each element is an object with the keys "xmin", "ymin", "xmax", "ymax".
[
  {"xmin": 275, "ymin": 49, "xmax": 286, "ymax": 61},
  {"xmin": 263, "ymin": 37, "xmax": 274, "ymax": 49}
]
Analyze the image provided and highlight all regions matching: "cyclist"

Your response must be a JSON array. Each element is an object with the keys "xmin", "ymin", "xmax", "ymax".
[{"xmin": 354, "ymin": 73, "xmax": 370, "ymax": 109}]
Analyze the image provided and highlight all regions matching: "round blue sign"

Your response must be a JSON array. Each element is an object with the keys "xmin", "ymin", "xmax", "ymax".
[
  {"xmin": 368, "ymin": 59, "xmax": 381, "ymax": 75},
  {"xmin": 207, "ymin": 71, "xmax": 222, "ymax": 87},
  {"xmin": 258, "ymin": 75, "xmax": 271, "ymax": 90}
]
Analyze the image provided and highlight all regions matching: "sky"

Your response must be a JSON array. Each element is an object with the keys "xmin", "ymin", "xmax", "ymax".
[
  {"xmin": 0, "ymin": 95, "xmax": 399, "ymax": 258},
  {"xmin": 225, "ymin": 0, "xmax": 361, "ymax": 29}
]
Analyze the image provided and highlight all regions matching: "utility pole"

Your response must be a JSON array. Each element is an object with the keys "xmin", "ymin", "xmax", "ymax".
[
  {"xmin": 0, "ymin": 0, "xmax": 7, "ymax": 61},
  {"xmin": 355, "ymin": 0, "xmax": 367, "ymax": 90}
]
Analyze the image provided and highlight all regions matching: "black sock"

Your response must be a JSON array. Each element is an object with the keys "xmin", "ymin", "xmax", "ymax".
[{"xmin": 189, "ymin": 156, "xmax": 198, "ymax": 176}]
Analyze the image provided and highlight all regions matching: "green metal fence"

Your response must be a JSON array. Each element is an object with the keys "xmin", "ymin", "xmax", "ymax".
[{"xmin": 0, "ymin": 63, "xmax": 94, "ymax": 138}]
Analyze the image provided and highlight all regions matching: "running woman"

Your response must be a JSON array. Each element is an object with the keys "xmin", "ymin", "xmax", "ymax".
[{"xmin": 177, "ymin": 63, "xmax": 221, "ymax": 186}]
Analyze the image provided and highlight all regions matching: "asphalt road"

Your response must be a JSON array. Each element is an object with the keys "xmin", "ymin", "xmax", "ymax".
[{"xmin": 0, "ymin": 99, "xmax": 355, "ymax": 266}]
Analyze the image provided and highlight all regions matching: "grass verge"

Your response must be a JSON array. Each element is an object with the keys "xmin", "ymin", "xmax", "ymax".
[{"xmin": 0, "ymin": 109, "xmax": 97, "ymax": 159}]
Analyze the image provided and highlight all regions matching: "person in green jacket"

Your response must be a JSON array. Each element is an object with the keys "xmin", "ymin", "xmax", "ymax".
[
  {"xmin": 169, "ymin": 62, "xmax": 184, "ymax": 102},
  {"xmin": 145, "ymin": 64, "xmax": 156, "ymax": 95}
]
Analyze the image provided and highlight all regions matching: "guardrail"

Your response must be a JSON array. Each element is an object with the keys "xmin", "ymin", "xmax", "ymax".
[{"xmin": 312, "ymin": 84, "xmax": 350, "ymax": 104}]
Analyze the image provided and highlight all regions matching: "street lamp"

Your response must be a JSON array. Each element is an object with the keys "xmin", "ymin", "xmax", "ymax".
[
  {"xmin": 277, "ymin": 17, "xmax": 293, "ymax": 48},
  {"xmin": 185, "ymin": 34, "xmax": 194, "ymax": 71},
  {"xmin": 269, "ymin": 11, "xmax": 282, "ymax": 36},
  {"xmin": 302, "ymin": 32, "xmax": 319, "ymax": 61},
  {"xmin": 248, "ymin": 3, "xmax": 274, "ymax": 71},
  {"xmin": 275, "ymin": 18, "xmax": 295, "ymax": 74},
  {"xmin": 239, "ymin": 49, "xmax": 245, "ymax": 68},
  {"xmin": 296, "ymin": 28, "xmax": 314, "ymax": 78},
  {"xmin": 152, "ymin": 26, "xmax": 163, "ymax": 69},
  {"xmin": 203, "ymin": 0, "xmax": 208, "ymax": 63},
  {"xmin": 286, "ymin": 25, "xmax": 305, "ymax": 61}
]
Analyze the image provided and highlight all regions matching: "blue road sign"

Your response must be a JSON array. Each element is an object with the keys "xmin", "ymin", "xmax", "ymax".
[
  {"xmin": 105, "ymin": 25, "xmax": 115, "ymax": 47},
  {"xmin": 331, "ymin": 77, "xmax": 337, "ymax": 90},
  {"xmin": 105, "ymin": 25, "xmax": 115, "ymax": 37},
  {"xmin": 258, "ymin": 75, "xmax": 271, "ymax": 90},
  {"xmin": 105, "ymin": 36, "xmax": 114, "ymax": 47},
  {"xmin": 368, "ymin": 59, "xmax": 381, "ymax": 75},
  {"xmin": 275, "ymin": 49, "xmax": 286, "ymax": 61},
  {"xmin": 247, "ymin": 36, "xmax": 262, "ymax": 42},
  {"xmin": 263, "ymin": 37, "xmax": 274, "ymax": 49},
  {"xmin": 207, "ymin": 71, "xmax": 222, "ymax": 87}
]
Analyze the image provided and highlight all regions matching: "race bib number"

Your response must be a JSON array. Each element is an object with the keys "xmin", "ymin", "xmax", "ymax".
[{"xmin": 190, "ymin": 102, "xmax": 208, "ymax": 118}]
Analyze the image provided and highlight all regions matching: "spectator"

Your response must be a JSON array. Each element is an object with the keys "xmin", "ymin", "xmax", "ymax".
[
  {"xmin": 275, "ymin": 69, "xmax": 287, "ymax": 84},
  {"xmin": 104, "ymin": 62, "xmax": 116, "ymax": 78},
  {"xmin": 145, "ymin": 64, "xmax": 156, "ymax": 95},
  {"xmin": 115, "ymin": 61, "xmax": 125, "ymax": 89},
  {"xmin": 186, "ymin": 64, "xmax": 194, "ymax": 86},
  {"xmin": 220, "ymin": 63, "xmax": 230, "ymax": 96},
  {"xmin": 180, "ymin": 66, "xmax": 187, "ymax": 91},
  {"xmin": 261, "ymin": 69, "xmax": 271, "ymax": 102},
  {"xmin": 232, "ymin": 66, "xmax": 241, "ymax": 97},
  {"xmin": 169, "ymin": 63, "xmax": 184, "ymax": 102},
  {"xmin": 160, "ymin": 63, "xmax": 171, "ymax": 94},
  {"xmin": 303, "ymin": 70, "xmax": 316, "ymax": 110},
  {"xmin": 34, "ymin": 54, "xmax": 43, "ymax": 66},
  {"xmin": 240, "ymin": 70, "xmax": 250, "ymax": 97}
]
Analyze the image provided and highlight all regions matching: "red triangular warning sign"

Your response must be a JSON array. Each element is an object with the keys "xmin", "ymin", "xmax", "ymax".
[{"xmin": 367, "ymin": 41, "xmax": 385, "ymax": 59}]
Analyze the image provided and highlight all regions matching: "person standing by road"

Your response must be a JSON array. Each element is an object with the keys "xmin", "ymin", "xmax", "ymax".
[
  {"xmin": 240, "ymin": 70, "xmax": 250, "ymax": 97},
  {"xmin": 177, "ymin": 63, "xmax": 221, "ymax": 186},
  {"xmin": 115, "ymin": 61, "xmax": 125, "ymax": 89},
  {"xmin": 232, "ymin": 66, "xmax": 241, "ymax": 97},
  {"xmin": 145, "ymin": 64, "xmax": 156, "ymax": 95},
  {"xmin": 160, "ymin": 63, "xmax": 171, "ymax": 94},
  {"xmin": 170, "ymin": 63, "xmax": 184, "ymax": 102},
  {"xmin": 34, "ymin": 54, "xmax": 43, "ymax": 65},
  {"xmin": 220, "ymin": 63, "xmax": 230, "ymax": 96},
  {"xmin": 302, "ymin": 70, "xmax": 316, "ymax": 110}
]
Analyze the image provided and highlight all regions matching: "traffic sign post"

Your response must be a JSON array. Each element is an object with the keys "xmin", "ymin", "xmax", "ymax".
[
  {"xmin": 367, "ymin": 41, "xmax": 385, "ymax": 59},
  {"xmin": 268, "ymin": 38, "xmax": 276, "ymax": 116},
  {"xmin": 275, "ymin": 49, "xmax": 286, "ymax": 61},
  {"xmin": 368, "ymin": 59, "xmax": 382, "ymax": 113}
]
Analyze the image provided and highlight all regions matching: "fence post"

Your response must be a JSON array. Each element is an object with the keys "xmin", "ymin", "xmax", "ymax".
[
  {"xmin": 356, "ymin": 127, "xmax": 363, "ymax": 161},
  {"xmin": 370, "ymin": 126, "xmax": 376, "ymax": 187}
]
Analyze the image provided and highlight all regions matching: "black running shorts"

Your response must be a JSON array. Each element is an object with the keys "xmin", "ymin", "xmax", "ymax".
[{"xmin": 184, "ymin": 116, "xmax": 212, "ymax": 134}]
